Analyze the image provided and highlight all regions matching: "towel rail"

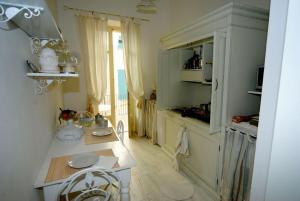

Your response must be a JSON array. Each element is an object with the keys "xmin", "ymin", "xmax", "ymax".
[{"xmin": 226, "ymin": 127, "xmax": 257, "ymax": 142}]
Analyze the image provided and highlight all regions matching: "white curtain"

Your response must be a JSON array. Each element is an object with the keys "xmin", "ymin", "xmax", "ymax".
[
  {"xmin": 121, "ymin": 18, "xmax": 145, "ymax": 137},
  {"xmin": 76, "ymin": 15, "xmax": 108, "ymax": 114},
  {"xmin": 221, "ymin": 127, "xmax": 256, "ymax": 201}
]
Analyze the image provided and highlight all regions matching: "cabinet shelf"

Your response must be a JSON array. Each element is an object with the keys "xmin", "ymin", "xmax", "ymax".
[
  {"xmin": 181, "ymin": 69, "xmax": 212, "ymax": 84},
  {"xmin": 248, "ymin": 90, "xmax": 262, "ymax": 95}
]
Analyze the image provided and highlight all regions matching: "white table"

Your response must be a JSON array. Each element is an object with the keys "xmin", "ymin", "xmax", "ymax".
[{"xmin": 34, "ymin": 131, "xmax": 136, "ymax": 201}]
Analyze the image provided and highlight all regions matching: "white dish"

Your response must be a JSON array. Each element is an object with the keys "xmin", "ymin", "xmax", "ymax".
[
  {"xmin": 92, "ymin": 127, "xmax": 113, "ymax": 137},
  {"xmin": 56, "ymin": 124, "xmax": 83, "ymax": 143},
  {"xmin": 68, "ymin": 153, "xmax": 99, "ymax": 169}
]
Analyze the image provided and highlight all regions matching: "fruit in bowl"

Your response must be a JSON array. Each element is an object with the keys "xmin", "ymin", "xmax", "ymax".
[{"xmin": 59, "ymin": 108, "xmax": 77, "ymax": 124}]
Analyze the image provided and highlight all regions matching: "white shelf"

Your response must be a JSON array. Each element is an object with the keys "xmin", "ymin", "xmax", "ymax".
[
  {"xmin": 26, "ymin": 72, "xmax": 79, "ymax": 95},
  {"xmin": 27, "ymin": 72, "xmax": 79, "ymax": 79},
  {"xmin": 182, "ymin": 69, "xmax": 202, "ymax": 71},
  {"xmin": 181, "ymin": 69, "xmax": 212, "ymax": 85},
  {"xmin": 248, "ymin": 90, "xmax": 262, "ymax": 95}
]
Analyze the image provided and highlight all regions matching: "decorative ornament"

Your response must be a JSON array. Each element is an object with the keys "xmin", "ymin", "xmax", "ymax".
[
  {"xmin": 0, "ymin": 2, "xmax": 43, "ymax": 22},
  {"xmin": 136, "ymin": 0, "xmax": 157, "ymax": 14}
]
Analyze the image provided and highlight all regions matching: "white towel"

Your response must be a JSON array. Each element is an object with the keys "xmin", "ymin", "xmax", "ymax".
[{"xmin": 173, "ymin": 127, "xmax": 190, "ymax": 171}]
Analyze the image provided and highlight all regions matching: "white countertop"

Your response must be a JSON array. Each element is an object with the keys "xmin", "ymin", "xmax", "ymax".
[{"xmin": 34, "ymin": 133, "xmax": 136, "ymax": 188}]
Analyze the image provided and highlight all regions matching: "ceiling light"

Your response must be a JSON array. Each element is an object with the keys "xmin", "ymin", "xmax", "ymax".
[{"xmin": 136, "ymin": 0, "xmax": 157, "ymax": 14}]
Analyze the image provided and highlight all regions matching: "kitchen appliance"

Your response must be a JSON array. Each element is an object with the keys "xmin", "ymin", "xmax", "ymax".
[
  {"xmin": 256, "ymin": 64, "xmax": 264, "ymax": 90},
  {"xmin": 172, "ymin": 104, "xmax": 211, "ymax": 123}
]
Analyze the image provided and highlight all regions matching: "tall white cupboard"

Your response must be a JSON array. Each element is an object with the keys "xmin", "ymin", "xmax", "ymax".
[{"xmin": 157, "ymin": 3, "xmax": 269, "ymax": 201}]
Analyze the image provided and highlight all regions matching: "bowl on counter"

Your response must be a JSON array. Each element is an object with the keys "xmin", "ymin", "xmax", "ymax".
[
  {"xmin": 77, "ymin": 111, "xmax": 94, "ymax": 127},
  {"xmin": 56, "ymin": 123, "xmax": 83, "ymax": 142},
  {"xmin": 79, "ymin": 117, "xmax": 94, "ymax": 127}
]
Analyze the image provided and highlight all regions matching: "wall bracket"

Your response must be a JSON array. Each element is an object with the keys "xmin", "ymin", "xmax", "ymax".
[
  {"xmin": 34, "ymin": 79, "xmax": 65, "ymax": 95},
  {"xmin": 0, "ymin": 2, "xmax": 43, "ymax": 23}
]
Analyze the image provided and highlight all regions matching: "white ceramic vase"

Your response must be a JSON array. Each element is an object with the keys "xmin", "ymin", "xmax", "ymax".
[{"xmin": 39, "ymin": 48, "xmax": 59, "ymax": 73}]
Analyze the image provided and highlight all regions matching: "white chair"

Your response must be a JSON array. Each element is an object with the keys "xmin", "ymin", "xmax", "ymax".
[
  {"xmin": 56, "ymin": 167, "xmax": 120, "ymax": 201},
  {"xmin": 116, "ymin": 120, "xmax": 124, "ymax": 143}
]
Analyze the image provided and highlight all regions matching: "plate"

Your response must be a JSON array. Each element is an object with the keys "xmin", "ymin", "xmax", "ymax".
[
  {"xmin": 68, "ymin": 153, "xmax": 99, "ymax": 169},
  {"xmin": 92, "ymin": 127, "xmax": 113, "ymax": 137}
]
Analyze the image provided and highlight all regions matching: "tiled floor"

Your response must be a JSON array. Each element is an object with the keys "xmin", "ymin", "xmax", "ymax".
[{"xmin": 123, "ymin": 136, "xmax": 211, "ymax": 201}]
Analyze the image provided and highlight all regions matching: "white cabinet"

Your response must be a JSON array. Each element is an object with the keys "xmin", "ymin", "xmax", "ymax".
[
  {"xmin": 161, "ymin": 111, "xmax": 221, "ymax": 200},
  {"xmin": 180, "ymin": 127, "xmax": 220, "ymax": 196},
  {"xmin": 164, "ymin": 116, "xmax": 181, "ymax": 155},
  {"xmin": 157, "ymin": 32, "xmax": 226, "ymax": 133},
  {"xmin": 158, "ymin": 3, "xmax": 268, "ymax": 131},
  {"xmin": 156, "ymin": 110, "xmax": 166, "ymax": 146},
  {"xmin": 210, "ymin": 32, "xmax": 226, "ymax": 133},
  {"xmin": 158, "ymin": 3, "xmax": 269, "ymax": 201}
]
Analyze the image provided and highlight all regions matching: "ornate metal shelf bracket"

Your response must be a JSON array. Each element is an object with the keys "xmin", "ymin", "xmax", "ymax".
[
  {"xmin": 34, "ymin": 79, "xmax": 65, "ymax": 95},
  {"xmin": 0, "ymin": 2, "xmax": 43, "ymax": 23}
]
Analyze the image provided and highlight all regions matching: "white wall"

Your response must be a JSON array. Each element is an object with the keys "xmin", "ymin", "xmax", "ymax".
[
  {"xmin": 57, "ymin": 0, "xmax": 171, "ymax": 111},
  {"xmin": 0, "ymin": 28, "xmax": 63, "ymax": 201},
  {"xmin": 263, "ymin": 1, "xmax": 300, "ymax": 199},
  {"xmin": 169, "ymin": 0, "xmax": 270, "ymax": 32},
  {"xmin": 251, "ymin": 0, "xmax": 300, "ymax": 200}
]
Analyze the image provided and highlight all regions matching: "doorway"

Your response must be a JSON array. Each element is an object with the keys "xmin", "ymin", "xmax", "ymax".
[{"xmin": 98, "ymin": 28, "xmax": 129, "ymax": 135}]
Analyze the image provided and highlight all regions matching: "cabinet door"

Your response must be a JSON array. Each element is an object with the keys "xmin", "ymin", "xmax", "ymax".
[
  {"xmin": 180, "ymin": 128, "xmax": 220, "ymax": 191},
  {"xmin": 157, "ymin": 50, "xmax": 170, "ymax": 109},
  {"xmin": 157, "ymin": 49, "xmax": 193, "ymax": 109},
  {"xmin": 156, "ymin": 110, "xmax": 166, "ymax": 146},
  {"xmin": 210, "ymin": 31, "xmax": 226, "ymax": 133},
  {"xmin": 163, "ymin": 117, "xmax": 181, "ymax": 155}
]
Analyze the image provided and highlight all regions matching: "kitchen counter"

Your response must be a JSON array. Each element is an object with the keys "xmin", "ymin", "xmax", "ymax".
[{"xmin": 165, "ymin": 109, "xmax": 210, "ymax": 132}]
